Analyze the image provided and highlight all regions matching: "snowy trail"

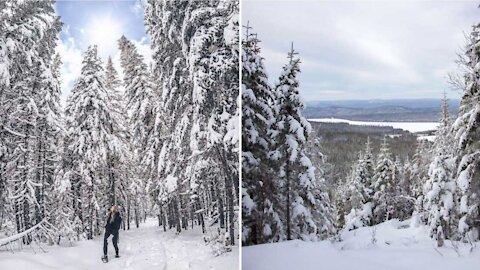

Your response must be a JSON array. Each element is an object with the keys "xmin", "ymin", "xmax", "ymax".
[{"xmin": 0, "ymin": 218, "xmax": 238, "ymax": 270}]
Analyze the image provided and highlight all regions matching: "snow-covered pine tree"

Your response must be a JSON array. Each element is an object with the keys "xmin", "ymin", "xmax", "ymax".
[
  {"xmin": 372, "ymin": 137, "xmax": 396, "ymax": 224},
  {"xmin": 355, "ymin": 138, "xmax": 375, "ymax": 204},
  {"xmin": 344, "ymin": 138, "xmax": 375, "ymax": 230},
  {"xmin": 393, "ymin": 155, "xmax": 415, "ymax": 221},
  {"xmin": 423, "ymin": 93, "xmax": 456, "ymax": 244},
  {"xmin": 64, "ymin": 46, "xmax": 125, "ymax": 239},
  {"xmin": 118, "ymin": 36, "xmax": 156, "ymax": 151},
  {"xmin": 241, "ymin": 26, "xmax": 282, "ymax": 245},
  {"xmin": 409, "ymin": 139, "xmax": 432, "ymax": 216},
  {"xmin": 144, "ymin": 0, "xmax": 239, "ymax": 247},
  {"xmin": 451, "ymin": 21, "xmax": 480, "ymax": 241},
  {"xmin": 104, "ymin": 55, "xmax": 135, "ymax": 226},
  {"xmin": 33, "ymin": 16, "xmax": 64, "ymax": 244},
  {"xmin": 1, "ymin": 0, "xmax": 61, "ymax": 242},
  {"xmin": 275, "ymin": 43, "xmax": 333, "ymax": 241},
  {"xmin": 118, "ymin": 34, "xmax": 159, "ymax": 232},
  {"xmin": 304, "ymin": 130, "xmax": 336, "ymax": 238},
  {"xmin": 179, "ymin": 0, "xmax": 239, "ymax": 244}
]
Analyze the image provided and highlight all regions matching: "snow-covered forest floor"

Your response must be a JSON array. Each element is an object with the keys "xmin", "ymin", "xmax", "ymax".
[
  {"xmin": 243, "ymin": 218, "xmax": 480, "ymax": 270},
  {"xmin": 0, "ymin": 218, "xmax": 238, "ymax": 270}
]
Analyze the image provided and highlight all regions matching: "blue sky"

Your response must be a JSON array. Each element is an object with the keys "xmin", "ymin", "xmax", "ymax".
[
  {"xmin": 55, "ymin": 0, "xmax": 151, "ymax": 103},
  {"xmin": 243, "ymin": 0, "xmax": 478, "ymax": 101}
]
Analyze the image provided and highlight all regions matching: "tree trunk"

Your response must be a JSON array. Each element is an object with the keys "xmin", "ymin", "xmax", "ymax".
[
  {"xmin": 174, "ymin": 197, "xmax": 181, "ymax": 233},
  {"xmin": 135, "ymin": 204, "xmax": 139, "ymax": 228},
  {"xmin": 216, "ymin": 146, "xmax": 235, "ymax": 245},
  {"xmin": 215, "ymin": 180, "xmax": 225, "ymax": 229},
  {"xmin": 127, "ymin": 197, "xmax": 131, "ymax": 230},
  {"xmin": 286, "ymin": 163, "xmax": 291, "ymax": 240}
]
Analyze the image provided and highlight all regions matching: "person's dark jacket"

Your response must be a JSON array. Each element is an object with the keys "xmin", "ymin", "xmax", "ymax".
[{"xmin": 105, "ymin": 212, "xmax": 122, "ymax": 233}]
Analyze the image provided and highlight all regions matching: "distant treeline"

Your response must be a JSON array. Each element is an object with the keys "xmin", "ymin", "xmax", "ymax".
[{"xmin": 310, "ymin": 122, "xmax": 418, "ymax": 186}]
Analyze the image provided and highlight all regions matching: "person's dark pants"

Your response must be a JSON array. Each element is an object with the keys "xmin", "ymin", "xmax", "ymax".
[{"xmin": 103, "ymin": 230, "xmax": 119, "ymax": 256}]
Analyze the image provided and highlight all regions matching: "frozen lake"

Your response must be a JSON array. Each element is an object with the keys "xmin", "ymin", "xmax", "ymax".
[{"xmin": 309, "ymin": 118, "xmax": 438, "ymax": 133}]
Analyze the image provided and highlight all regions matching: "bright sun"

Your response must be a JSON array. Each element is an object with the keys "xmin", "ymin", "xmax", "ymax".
[{"xmin": 85, "ymin": 15, "xmax": 123, "ymax": 57}]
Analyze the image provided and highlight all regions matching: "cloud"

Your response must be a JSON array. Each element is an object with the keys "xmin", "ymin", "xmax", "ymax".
[
  {"xmin": 244, "ymin": 1, "xmax": 477, "ymax": 100},
  {"xmin": 56, "ymin": 34, "xmax": 82, "ymax": 105},
  {"xmin": 130, "ymin": 0, "xmax": 144, "ymax": 17}
]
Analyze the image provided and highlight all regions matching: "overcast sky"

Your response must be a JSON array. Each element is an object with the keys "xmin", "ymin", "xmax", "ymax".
[
  {"xmin": 243, "ymin": 0, "xmax": 478, "ymax": 101},
  {"xmin": 55, "ymin": 0, "xmax": 151, "ymax": 104}
]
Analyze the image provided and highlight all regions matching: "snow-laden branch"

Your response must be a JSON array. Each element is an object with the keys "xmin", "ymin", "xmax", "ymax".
[{"xmin": 0, "ymin": 219, "xmax": 45, "ymax": 246}]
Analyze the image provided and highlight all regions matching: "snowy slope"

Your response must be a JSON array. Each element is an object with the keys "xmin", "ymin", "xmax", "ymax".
[
  {"xmin": 243, "ymin": 219, "xmax": 480, "ymax": 270},
  {"xmin": 309, "ymin": 118, "xmax": 438, "ymax": 133},
  {"xmin": 0, "ymin": 218, "xmax": 238, "ymax": 270}
]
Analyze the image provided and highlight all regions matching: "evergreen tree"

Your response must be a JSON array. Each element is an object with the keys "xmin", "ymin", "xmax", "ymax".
[
  {"xmin": 241, "ymin": 26, "xmax": 281, "ymax": 245},
  {"xmin": 451, "ymin": 21, "xmax": 480, "ymax": 241},
  {"xmin": 372, "ymin": 137, "xmax": 396, "ymax": 224},
  {"xmin": 144, "ymin": 0, "xmax": 240, "ymax": 245},
  {"xmin": 64, "ymin": 46, "xmax": 124, "ymax": 239},
  {"xmin": 104, "ymin": 56, "xmax": 132, "ymax": 219},
  {"xmin": 410, "ymin": 139, "xmax": 432, "ymax": 213},
  {"xmin": 118, "ymin": 36, "xmax": 156, "ymax": 152},
  {"xmin": 275, "ymin": 44, "xmax": 333, "ymax": 241},
  {"xmin": 304, "ymin": 130, "xmax": 336, "ymax": 237},
  {"xmin": 423, "ymin": 94, "xmax": 456, "ymax": 244},
  {"xmin": 344, "ymin": 138, "xmax": 375, "ymax": 230},
  {"xmin": 0, "ymin": 0, "xmax": 62, "ymax": 242}
]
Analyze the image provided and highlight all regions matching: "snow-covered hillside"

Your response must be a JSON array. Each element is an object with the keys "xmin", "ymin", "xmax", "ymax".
[
  {"xmin": 0, "ymin": 218, "xmax": 238, "ymax": 270},
  {"xmin": 309, "ymin": 118, "xmax": 438, "ymax": 133},
  {"xmin": 243, "ymin": 219, "xmax": 480, "ymax": 270}
]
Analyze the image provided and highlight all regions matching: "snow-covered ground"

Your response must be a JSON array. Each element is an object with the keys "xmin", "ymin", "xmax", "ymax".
[
  {"xmin": 0, "ymin": 218, "xmax": 238, "ymax": 270},
  {"xmin": 309, "ymin": 118, "xmax": 438, "ymax": 133},
  {"xmin": 243, "ymin": 219, "xmax": 480, "ymax": 270}
]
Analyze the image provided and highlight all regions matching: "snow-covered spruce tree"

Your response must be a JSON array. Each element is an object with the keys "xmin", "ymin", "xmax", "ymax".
[
  {"xmin": 423, "ymin": 94, "xmax": 456, "ymax": 245},
  {"xmin": 53, "ymin": 163, "xmax": 77, "ymax": 244},
  {"xmin": 304, "ymin": 130, "xmax": 336, "ymax": 237},
  {"xmin": 186, "ymin": 1, "xmax": 240, "ymax": 244},
  {"xmin": 240, "ymin": 28, "xmax": 282, "ymax": 245},
  {"xmin": 409, "ymin": 138, "xmax": 432, "ymax": 216},
  {"xmin": 64, "ymin": 46, "xmax": 125, "ymax": 239},
  {"xmin": 275, "ymin": 44, "xmax": 333, "ymax": 241},
  {"xmin": 344, "ymin": 138, "xmax": 375, "ymax": 230},
  {"xmin": 118, "ymin": 36, "xmax": 156, "ymax": 151},
  {"xmin": 33, "ymin": 17, "xmax": 64, "ymax": 244},
  {"xmin": 354, "ymin": 138, "xmax": 375, "ymax": 204},
  {"xmin": 451, "ymin": 21, "xmax": 480, "ymax": 241},
  {"xmin": 371, "ymin": 137, "xmax": 396, "ymax": 224},
  {"xmin": 144, "ymin": 0, "xmax": 239, "ymax": 246},
  {"xmin": 393, "ymin": 155, "xmax": 415, "ymax": 221},
  {"xmin": 144, "ymin": 0, "xmax": 188, "ymax": 235},
  {"xmin": 104, "ymin": 56, "xmax": 135, "ymax": 226},
  {"xmin": 0, "ymin": 0, "xmax": 61, "ymax": 242}
]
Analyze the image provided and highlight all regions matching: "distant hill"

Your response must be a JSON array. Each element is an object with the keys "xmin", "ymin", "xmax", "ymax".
[{"xmin": 303, "ymin": 99, "xmax": 460, "ymax": 122}]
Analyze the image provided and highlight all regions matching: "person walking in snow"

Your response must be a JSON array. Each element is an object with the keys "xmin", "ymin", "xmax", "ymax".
[{"xmin": 102, "ymin": 205, "xmax": 122, "ymax": 262}]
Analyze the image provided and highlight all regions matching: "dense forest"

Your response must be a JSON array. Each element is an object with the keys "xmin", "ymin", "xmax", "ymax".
[{"xmin": 0, "ymin": 0, "xmax": 239, "ymax": 252}]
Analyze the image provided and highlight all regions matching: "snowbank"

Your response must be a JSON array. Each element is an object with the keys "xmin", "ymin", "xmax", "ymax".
[{"xmin": 243, "ymin": 219, "xmax": 480, "ymax": 270}]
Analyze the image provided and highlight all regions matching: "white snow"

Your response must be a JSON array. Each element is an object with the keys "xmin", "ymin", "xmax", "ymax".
[
  {"xmin": 0, "ymin": 218, "xmax": 238, "ymax": 270},
  {"xmin": 417, "ymin": 135, "xmax": 436, "ymax": 141},
  {"xmin": 243, "ymin": 219, "xmax": 480, "ymax": 270},
  {"xmin": 165, "ymin": 174, "xmax": 178, "ymax": 193},
  {"xmin": 309, "ymin": 118, "xmax": 438, "ymax": 133},
  {"xmin": 0, "ymin": 220, "xmax": 45, "ymax": 246}
]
